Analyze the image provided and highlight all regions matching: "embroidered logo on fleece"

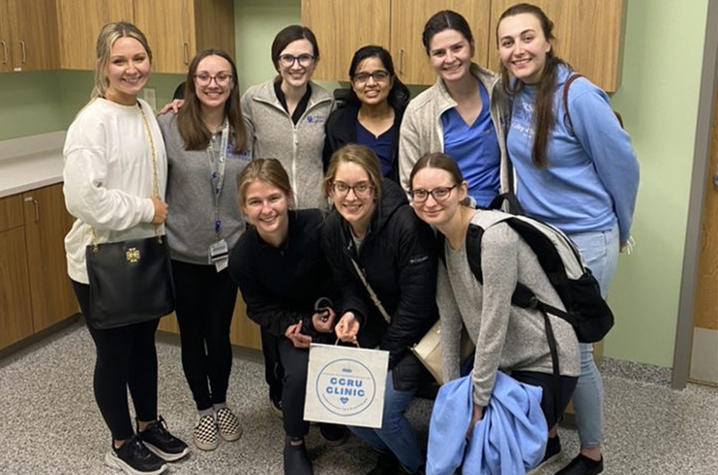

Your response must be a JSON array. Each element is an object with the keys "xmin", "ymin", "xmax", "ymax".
[{"xmin": 306, "ymin": 115, "xmax": 326, "ymax": 125}]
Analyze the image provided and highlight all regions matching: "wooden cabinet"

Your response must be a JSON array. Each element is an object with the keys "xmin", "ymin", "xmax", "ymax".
[
  {"xmin": 158, "ymin": 292, "xmax": 262, "ymax": 351},
  {"xmin": 0, "ymin": 195, "xmax": 33, "ymax": 349},
  {"xmin": 133, "ymin": 0, "xmax": 235, "ymax": 74},
  {"xmin": 2, "ymin": 0, "xmax": 59, "ymax": 71},
  {"xmin": 302, "ymin": 0, "xmax": 624, "ymax": 90},
  {"xmin": 488, "ymin": 0, "xmax": 624, "ymax": 92},
  {"xmin": 22, "ymin": 184, "xmax": 78, "ymax": 332},
  {"xmin": 55, "ymin": 0, "xmax": 134, "ymax": 70},
  {"xmin": 302, "ymin": 0, "xmax": 391, "ymax": 82},
  {"xmin": 0, "ymin": 184, "xmax": 77, "ymax": 351}
]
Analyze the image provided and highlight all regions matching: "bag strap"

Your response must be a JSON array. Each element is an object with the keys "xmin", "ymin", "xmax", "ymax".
[
  {"xmin": 563, "ymin": 73, "xmax": 583, "ymax": 134},
  {"xmin": 350, "ymin": 257, "xmax": 391, "ymax": 325}
]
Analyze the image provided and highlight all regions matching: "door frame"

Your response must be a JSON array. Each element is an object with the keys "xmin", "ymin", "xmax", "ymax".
[{"xmin": 673, "ymin": 0, "xmax": 718, "ymax": 389}]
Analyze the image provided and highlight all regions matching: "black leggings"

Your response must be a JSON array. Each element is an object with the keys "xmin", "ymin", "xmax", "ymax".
[
  {"xmin": 511, "ymin": 370, "xmax": 578, "ymax": 428},
  {"xmin": 72, "ymin": 280, "xmax": 159, "ymax": 441},
  {"xmin": 172, "ymin": 260, "xmax": 237, "ymax": 411},
  {"xmin": 278, "ymin": 338, "xmax": 311, "ymax": 438}
]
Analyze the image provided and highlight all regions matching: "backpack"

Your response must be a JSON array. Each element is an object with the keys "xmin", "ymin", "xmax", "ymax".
[
  {"xmin": 458, "ymin": 208, "xmax": 614, "ymax": 344},
  {"xmin": 563, "ymin": 73, "xmax": 624, "ymax": 131}
]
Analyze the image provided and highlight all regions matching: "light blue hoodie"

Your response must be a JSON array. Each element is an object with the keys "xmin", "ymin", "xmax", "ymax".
[{"xmin": 506, "ymin": 64, "xmax": 639, "ymax": 243}]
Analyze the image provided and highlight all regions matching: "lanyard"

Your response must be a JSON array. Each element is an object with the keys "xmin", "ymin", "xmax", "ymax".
[{"xmin": 208, "ymin": 119, "xmax": 229, "ymax": 237}]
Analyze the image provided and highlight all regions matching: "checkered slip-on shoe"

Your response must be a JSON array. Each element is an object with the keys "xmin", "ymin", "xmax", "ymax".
[
  {"xmin": 193, "ymin": 414, "xmax": 219, "ymax": 451},
  {"xmin": 215, "ymin": 407, "xmax": 243, "ymax": 442}
]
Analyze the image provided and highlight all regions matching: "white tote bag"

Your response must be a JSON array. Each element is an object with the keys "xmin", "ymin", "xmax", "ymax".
[{"xmin": 304, "ymin": 343, "xmax": 389, "ymax": 428}]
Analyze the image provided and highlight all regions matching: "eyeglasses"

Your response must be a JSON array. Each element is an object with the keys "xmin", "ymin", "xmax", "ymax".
[
  {"xmin": 352, "ymin": 70, "xmax": 390, "ymax": 85},
  {"xmin": 408, "ymin": 185, "xmax": 458, "ymax": 203},
  {"xmin": 278, "ymin": 54, "xmax": 315, "ymax": 68},
  {"xmin": 194, "ymin": 72, "xmax": 232, "ymax": 86},
  {"xmin": 331, "ymin": 181, "xmax": 374, "ymax": 198}
]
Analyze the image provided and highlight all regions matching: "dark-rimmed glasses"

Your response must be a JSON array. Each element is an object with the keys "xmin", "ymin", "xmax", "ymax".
[
  {"xmin": 352, "ymin": 70, "xmax": 390, "ymax": 85},
  {"xmin": 331, "ymin": 181, "xmax": 374, "ymax": 198},
  {"xmin": 408, "ymin": 185, "xmax": 458, "ymax": 203},
  {"xmin": 278, "ymin": 54, "xmax": 315, "ymax": 68},
  {"xmin": 194, "ymin": 72, "xmax": 232, "ymax": 86}
]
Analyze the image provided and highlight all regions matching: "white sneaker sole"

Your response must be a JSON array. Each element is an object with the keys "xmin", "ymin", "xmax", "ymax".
[
  {"xmin": 143, "ymin": 442, "xmax": 190, "ymax": 462},
  {"xmin": 218, "ymin": 426, "xmax": 243, "ymax": 442},
  {"xmin": 194, "ymin": 433, "xmax": 219, "ymax": 451},
  {"xmin": 105, "ymin": 451, "xmax": 167, "ymax": 475},
  {"xmin": 528, "ymin": 451, "xmax": 561, "ymax": 474}
]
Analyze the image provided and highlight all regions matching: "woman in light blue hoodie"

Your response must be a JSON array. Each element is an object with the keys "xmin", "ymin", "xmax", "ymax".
[{"xmin": 496, "ymin": 4, "xmax": 639, "ymax": 475}]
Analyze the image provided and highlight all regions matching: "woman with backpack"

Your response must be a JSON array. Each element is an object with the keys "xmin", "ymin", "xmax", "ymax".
[
  {"xmin": 409, "ymin": 152, "xmax": 580, "ymax": 470},
  {"xmin": 496, "ymin": 4, "xmax": 640, "ymax": 474}
]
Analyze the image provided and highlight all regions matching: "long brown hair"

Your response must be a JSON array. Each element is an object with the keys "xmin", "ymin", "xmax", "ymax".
[
  {"xmin": 177, "ymin": 49, "xmax": 247, "ymax": 153},
  {"xmin": 497, "ymin": 3, "xmax": 568, "ymax": 169}
]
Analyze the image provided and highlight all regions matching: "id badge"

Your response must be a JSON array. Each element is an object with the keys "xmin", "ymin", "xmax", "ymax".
[{"xmin": 209, "ymin": 239, "xmax": 229, "ymax": 272}]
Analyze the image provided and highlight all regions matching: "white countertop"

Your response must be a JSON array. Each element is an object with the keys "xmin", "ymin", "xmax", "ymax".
[{"xmin": 0, "ymin": 131, "xmax": 65, "ymax": 198}]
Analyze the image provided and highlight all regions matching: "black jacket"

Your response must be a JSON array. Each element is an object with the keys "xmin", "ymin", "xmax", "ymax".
[
  {"xmin": 321, "ymin": 178, "xmax": 438, "ymax": 390},
  {"xmin": 322, "ymin": 102, "xmax": 405, "ymax": 183},
  {"xmin": 229, "ymin": 209, "xmax": 335, "ymax": 341}
]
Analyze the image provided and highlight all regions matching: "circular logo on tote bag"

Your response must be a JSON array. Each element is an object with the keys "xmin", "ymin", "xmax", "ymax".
[{"xmin": 315, "ymin": 358, "xmax": 376, "ymax": 416}]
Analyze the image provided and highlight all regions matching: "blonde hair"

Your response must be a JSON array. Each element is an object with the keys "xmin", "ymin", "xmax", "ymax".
[
  {"xmin": 237, "ymin": 158, "xmax": 293, "ymax": 209},
  {"xmin": 91, "ymin": 22, "xmax": 152, "ymax": 100},
  {"xmin": 323, "ymin": 144, "xmax": 382, "ymax": 201}
]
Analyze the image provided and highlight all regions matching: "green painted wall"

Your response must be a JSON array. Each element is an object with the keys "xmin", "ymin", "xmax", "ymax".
[
  {"xmin": 0, "ymin": 0, "xmax": 711, "ymax": 368},
  {"xmin": 606, "ymin": 0, "xmax": 709, "ymax": 367}
]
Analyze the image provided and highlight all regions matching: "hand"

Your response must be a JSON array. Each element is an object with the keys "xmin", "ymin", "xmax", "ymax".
[
  {"xmin": 151, "ymin": 195, "xmax": 168, "ymax": 224},
  {"xmin": 466, "ymin": 403, "xmax": 484, "ymax": 439},
  {"xmin": 312, "ymin": 307, "xmax": 336, "ymax": 333},
  {"xmin": 158, "ymin": 99, "xmax": 185, "ymax": 115},
  {"xmin": 620, "ymin": 241, "xmax": 628, "ymax": 253},
  {"xmin": 335, "ymin": 312, "xmax": 359, "ymax": 343},
  {"xmin": 285, "ymin": 321, "xmax": 312, "ymax": 349}
]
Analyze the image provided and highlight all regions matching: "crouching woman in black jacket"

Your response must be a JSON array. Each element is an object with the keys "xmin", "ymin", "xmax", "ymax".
[
  {"xmin": 229, "ymin": 158, "xmax": 346, "ymax": 475},
  {"xmin": 320, "ymin": 144, "xmax": 438, "ymax": 475}
]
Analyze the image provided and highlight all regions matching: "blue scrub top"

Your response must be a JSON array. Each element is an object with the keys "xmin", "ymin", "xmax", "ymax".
[
  {"xmin": 441, "ymin": 81, "xmax": 500, "ymax": 207},
  {"xmin": 356, "ymin": 121, "xmax": 396, "ymax": 177}
]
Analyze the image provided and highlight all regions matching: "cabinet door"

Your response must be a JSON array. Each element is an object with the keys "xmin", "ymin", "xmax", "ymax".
[
  {"xmin": 7, "ymin": 0, "xmax": 59, "ymax": 71},
  {"xmin": 0, "ymin": 0, "xmax": 10, "ymax": 73},
  {"xmin": 488, "ymin": 0, "xmax": 623, "ymax": 92},
  {"xmin": 134, "ymin": 0, "xmax": 196, "ymax": 74},
  {"xmin": 22, "ymin": 184, "xmax": 78, "ymax": 332},
  {"xmin": 56, "ymin": 0, "xmax": 134, "ymax": 70},
  {"xmin": 0, "ymin": 227, "xmax": 34, "ymax": 350},
  {"xmin": 301, "ymin": 0, "xmax": 391, "ymax": 82},
  {"xmin": 390, "ymin": 0, "xmax": 491, "ymax": 85}
]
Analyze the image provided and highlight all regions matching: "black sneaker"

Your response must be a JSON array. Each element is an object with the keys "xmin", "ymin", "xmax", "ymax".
[
  {"xmin": 367, "ymin": 450, "xmax": 399, "ymax": 475},
  {"xmin": 283, "ymin": 437, "xmax": 313, "ymax": 475},
  {"xmin": 528, "ymin": 435, "xmax": 561, "ymax": 473},
  {"xmin": 105, "ymin": 436, "xmax": 167, "ymax": 474},
  {"xmin": 137, "ymin": 416, "xmax": 190, "ymax": 462},
  {"xmin": 556, "ymin": 454, "xmax": 603, "ymax": 475},
  {"xmin": 270, "ymin": 395, "xmax": 284, "ymax": 418},
  {"xmin": 319, "ymin": 423, "xmax": 349, "ymax": 446}
]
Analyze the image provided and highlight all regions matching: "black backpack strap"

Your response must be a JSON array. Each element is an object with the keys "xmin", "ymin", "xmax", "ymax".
[
  {"xmin": 488, "ymin": 192, "xmax": 525, "ymax": 215},
  {"xmin": 563, "ymin": 73, "xmax": 584, "ymax": 134}
]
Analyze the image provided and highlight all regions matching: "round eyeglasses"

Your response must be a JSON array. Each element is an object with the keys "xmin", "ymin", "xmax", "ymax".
[
  {"xmin": 352, "ymin": 70, "xmax": 390, "ymax": 85},
  {"xmin": 408, "ymin": 185, "xmax": 458, "ymax": 203},
  {"xmin": 278, "ymin": 54, "xmax": 315, "ymax": 68},
  {"xmin": 194, "ymin": 72, "xmax": 232, "ymax": 86},
  {"xmin": 331, "ymin": 181, "xmax": 374, "ymax": 198}
]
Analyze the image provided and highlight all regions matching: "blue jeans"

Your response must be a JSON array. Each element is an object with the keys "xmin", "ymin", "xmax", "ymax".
[
  {"xmin": 567, "ymin": 224, "xmax": 619, "ymax": 449},
  {"xmin": 348, "ymin": 370, "xmax": 423, "ymax": 473}
]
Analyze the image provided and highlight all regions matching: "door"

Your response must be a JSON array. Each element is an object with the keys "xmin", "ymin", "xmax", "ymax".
[
  {"xmin": 133, "ymin": 0, "xmax": 195, "ymax": 73},
  {"xmin": 7, "ymin": 0, "xmax": 59, "ymax": 71},
  {"xmin": 0, "ymin": 0, "xmax": 10, "ymax": 73},
  {"xmin": 22, "ymin": 184, "xmax": 78, "ymax": 332},
  {"xmin": 390, "ymin": 0, "xmax": 491, "ymax": 86},
  {"xmin": 690, "ymin": 82, "xmax": 718, "ymax": 386}
]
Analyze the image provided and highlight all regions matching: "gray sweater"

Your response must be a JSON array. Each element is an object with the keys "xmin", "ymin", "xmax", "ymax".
[
  {"xmin": 240, "ymin": 79, "xmax": 332, "ymax": 210},
  {"xmin": 438, "ymin": 211, "xmax": 580, "ymax": 407},
  {"xmin": 158, "ymin": 113, "xmax": 251, "ymax": 264}
]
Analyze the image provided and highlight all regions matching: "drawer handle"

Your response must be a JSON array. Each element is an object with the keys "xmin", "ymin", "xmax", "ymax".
[
  {"xmin": 399, "ymin": 48, "xmax": 405, "ymax": 76},
  {"xmin": 0, "ymin": 40, "xmax": 7, "ymax": 65},
  {"xmin": 183, "ymin": 42, "xmax": 189, "ymax": 65},
  {"xmin": 19, "ymin": 40, "xmax": 27, "ymax": 64},
  {"xmin": 24, "ymin": 197, "xmax": 39, "ymax": 221}
]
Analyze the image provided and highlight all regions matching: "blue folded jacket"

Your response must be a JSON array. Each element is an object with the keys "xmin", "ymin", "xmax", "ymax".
[{"xmin": 427, "ymin": 371, "xmax": 547, "ymax": 475}]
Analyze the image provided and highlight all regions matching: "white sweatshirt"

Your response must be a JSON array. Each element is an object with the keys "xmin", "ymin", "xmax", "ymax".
[{"xmin": 63, "ymin": 98, "xmax": 167, "ymax": 284}]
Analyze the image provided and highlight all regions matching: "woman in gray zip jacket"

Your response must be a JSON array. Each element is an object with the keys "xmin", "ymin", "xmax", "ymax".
[
  {"xmin": 240, "ymin": 25, "xmax": 332, "ymax": 211},
  {"xmin": 239, "ymin": 25, "xmax": 332, "ymax": 417}
]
